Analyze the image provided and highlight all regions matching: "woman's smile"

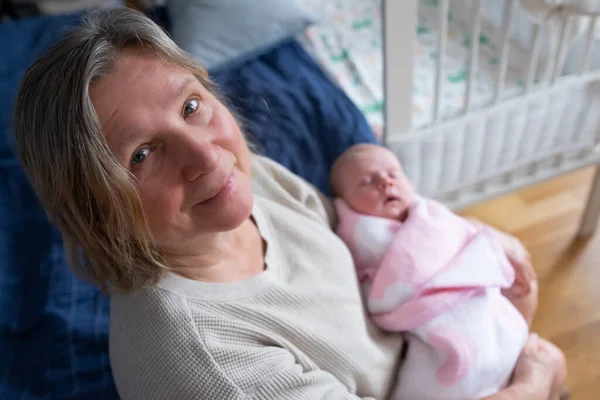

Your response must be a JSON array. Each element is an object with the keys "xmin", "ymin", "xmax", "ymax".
[{"xmin": 193, "ymin": 170, "xmax": 235, "ymax": 207}]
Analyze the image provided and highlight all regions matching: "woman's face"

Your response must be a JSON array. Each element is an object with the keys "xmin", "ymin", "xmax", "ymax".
[{"xmin": 90, "ymin": 48, "xmax": 253, "ymax": 252}]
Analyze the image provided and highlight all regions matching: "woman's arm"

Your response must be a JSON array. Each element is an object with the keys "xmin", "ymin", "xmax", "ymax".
[
  {"xmin": 466, "ymin": 217, "xmax": 538, "ymax": 325},
  {"xmin": 466, "ymin": 217, "xmax": 536, "ymax": 291},
  {"xmin": 113, "ymin": 334, "xmax": 376, "ymax": 400},
  {"xmin": 251, "ymin": 155, "xmax": 337, "ymax": 228},
  {"xmin": 111, "ymin": 290, "xmax": 376, "ymax": 400}
]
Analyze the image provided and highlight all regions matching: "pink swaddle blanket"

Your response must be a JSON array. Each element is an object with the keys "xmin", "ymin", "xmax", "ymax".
[{"xmin": 335, "ymin": 198, "xmax": 529, "ymax": 399}]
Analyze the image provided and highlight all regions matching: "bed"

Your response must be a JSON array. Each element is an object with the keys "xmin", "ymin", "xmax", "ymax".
[
  {"xmin": 0, "ymin": 7, "xmax": 375, "ymax": 399},
  {"xmin": 299, "ymin": 0, "xmax": 600, "ymax": 231}
]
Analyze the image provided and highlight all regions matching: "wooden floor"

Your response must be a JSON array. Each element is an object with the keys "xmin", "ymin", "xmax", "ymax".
[{"xmin": 460, "ymin": 168, "xmax": 600, "ymax": 400}]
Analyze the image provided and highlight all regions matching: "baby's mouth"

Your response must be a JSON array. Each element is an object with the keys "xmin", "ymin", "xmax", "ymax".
[{"xmin": 384, "ymin": 195, "xmax": 401, "ymax": 205}]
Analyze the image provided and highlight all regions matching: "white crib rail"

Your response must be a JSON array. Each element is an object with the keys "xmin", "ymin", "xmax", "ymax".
[
  {"xmin": 383, "ymin": 0, "xmax": 600, "ymax": 142},
  {"xmin": 466, "ymin": 0, "xmax": 482, "ymax": 112},
  {"xmin": 382, "ymin": 0, "xmax": 417, "ymax": 145},
  {"xmin": 432, "ymin": 0, "xmax": 449, "ymax": 123},
  {"xmin": 551, "ymin": 13, "xmax": 574, "ymax": 85},
  {"xmin": 494, "ymin": 0, "xmax": 517, "ymax": 104},
  {"xmin": 525, "ymin": 24, "xmax": 543, "ymax": 90},
  {"xmin": 382, "ymin": 0, "xmax": 600, "ymax": 233},
  {"xmin": 581, "ymin": 15, "xmax": 598, "ymax": 74}
]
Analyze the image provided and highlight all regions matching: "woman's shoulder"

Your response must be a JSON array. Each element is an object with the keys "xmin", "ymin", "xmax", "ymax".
[
  {"xmin": 250, "ymin": 154, "xmax": 308, "ymax": 199},
  {"xmin": 109, "ymin": 287, "xmax": 194, "ymax": 347},
  {"xmin": 110, "ymin": 285, "xmax": 184, "ymax": 316},
  {"xmin": 108, "ymin": 287, "xmax": 249, "ymax": 399},
  {"xmin": 250, "ymin": 154, "xmax": 336, "ymax": 228}
]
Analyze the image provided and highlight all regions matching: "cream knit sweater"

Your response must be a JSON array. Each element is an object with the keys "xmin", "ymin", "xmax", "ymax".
[{"xmin": 109, "ymin": 155, "xmax": 404, "ymax": 399}]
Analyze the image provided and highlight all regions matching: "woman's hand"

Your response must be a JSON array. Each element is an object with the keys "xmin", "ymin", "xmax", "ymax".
[
  {"xmin": 481, "ymin": 334, "xmax": 567, "ymax": 400},
  {"xmin": 490, "ymin": 227, "xmax": 539, "ymax": 325},
  {"xmin": 494, "ymin": 228, "xmax": 536, "ymax": 297},
  {"xmin": 511, "ymin": 333, "xmax": 568, "ymax": 400},
  {"xmin": 467, "ymin": 218, "xmax": 536, "ymax": 296}
]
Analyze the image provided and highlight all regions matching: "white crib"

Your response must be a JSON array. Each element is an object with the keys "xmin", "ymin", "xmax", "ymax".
[{"xmin": 382, "ymin": 0, "xmax": 600, "ymax": 237}]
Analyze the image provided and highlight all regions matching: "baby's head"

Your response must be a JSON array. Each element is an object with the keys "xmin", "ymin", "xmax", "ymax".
[{"xmin": 331, "ymin": 144, "xmax": 415, "ymax": 221}]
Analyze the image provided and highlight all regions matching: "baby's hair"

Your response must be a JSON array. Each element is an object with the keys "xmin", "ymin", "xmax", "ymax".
[{"xmin": 330, "ymin": 143, "xmax": 396, "ymax": 197}]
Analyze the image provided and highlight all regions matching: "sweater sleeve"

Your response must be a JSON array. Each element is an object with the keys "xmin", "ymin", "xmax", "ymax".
[
  {"xmin": 191, "ymin": 300, "xmax": 378, "ymax": 400},
  {"xmin": 110, "ymin": 291, "xmax": 374, "ymax": 400},
  {"xmin": 250, "ymin": 155, "xmax": 337, "ymax": 229}
]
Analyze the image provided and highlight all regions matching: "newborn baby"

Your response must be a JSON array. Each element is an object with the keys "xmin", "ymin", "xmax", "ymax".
[{"xmin": 330, "ymin": 144, "xmax": 530, "ymax": 400}]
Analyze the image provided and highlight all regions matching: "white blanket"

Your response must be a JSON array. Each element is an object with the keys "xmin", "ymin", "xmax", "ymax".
[{"xmin": 335, "ymin": 198, "xmax": 529, "ymax": 399}]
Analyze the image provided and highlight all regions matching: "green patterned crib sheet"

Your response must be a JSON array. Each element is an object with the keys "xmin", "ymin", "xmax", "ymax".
[{"xmin": 298, "ymin": 0, "xmax": 534, "ymax": 134}]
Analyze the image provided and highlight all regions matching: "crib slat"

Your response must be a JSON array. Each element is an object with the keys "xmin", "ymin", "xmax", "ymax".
[
  {"xmin": 525, "ymin": 24, "xmax": 542, "ymax": 92},
  {"xmin": 581, "ymin": 16, "xmax": 598, "ymax": 75},
  {"xmin": 382, "ymin": 0, "xmax": 417, "ymax": 142},
  {"xmin": 433, "ymin": 0, "xmax": 449, "ymax": 123},
  {"xmin": 551, "ymin": 14, "xmax": 573, "ymax": 85},
  {"xmin": 465, "ymin": 0, "xmax": 482, "ymax": 112},
  {"xmin": 494, "ymin": 0, "xmax": 516, "ymax": 104}
]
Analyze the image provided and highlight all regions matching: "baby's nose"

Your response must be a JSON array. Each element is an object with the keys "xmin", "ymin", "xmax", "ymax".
[{"xmin": 379, "ymin": 178, "xmax": 394, "ymax": 189}]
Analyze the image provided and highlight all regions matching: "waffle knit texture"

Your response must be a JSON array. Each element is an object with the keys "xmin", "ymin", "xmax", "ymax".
[{"xmin": 109, "ymin": 155, "xmax": 404, "ymax": 400}]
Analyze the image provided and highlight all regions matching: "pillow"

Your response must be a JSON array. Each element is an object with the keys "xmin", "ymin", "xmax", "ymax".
[{"xmin": 167, "ymin": 0, "xmax": 315, "ymax": 69}]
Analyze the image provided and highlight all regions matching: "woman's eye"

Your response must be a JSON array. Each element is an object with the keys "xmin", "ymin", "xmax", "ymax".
[
  {"xmin": 131, "ymin": 148, "xmax": 150, "ymax": 165},
  {"xmin": 183, "ymin": 98, "xmax": 198, "ymax": 116}
]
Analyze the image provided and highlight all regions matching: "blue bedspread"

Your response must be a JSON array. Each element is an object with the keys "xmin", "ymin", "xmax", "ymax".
[{"xmin": 0, "ymin": 11, "xmax": 375, "ymax": 400}]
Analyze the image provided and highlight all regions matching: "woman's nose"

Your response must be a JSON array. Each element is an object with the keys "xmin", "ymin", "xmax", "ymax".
[{"xmin": 180, "ymin": 134, "xmax": 219, "ymax": 182}]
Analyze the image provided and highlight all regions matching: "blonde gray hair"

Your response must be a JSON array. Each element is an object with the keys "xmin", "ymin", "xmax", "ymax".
[{"xmin": 13, "ymin": 8, "xmax": 214, "ymax": 293}]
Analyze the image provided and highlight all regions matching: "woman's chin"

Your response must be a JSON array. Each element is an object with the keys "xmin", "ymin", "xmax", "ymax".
[
  {"xmin": 192, "ymin": 172, "xmax": 254, "ymax": 232},
  {"xmin": 220, "ymin": 192, "xmax": 254, "ymax": 230}
]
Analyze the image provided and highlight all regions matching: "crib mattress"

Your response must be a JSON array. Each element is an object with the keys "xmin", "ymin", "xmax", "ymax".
[{"xmin": 298, "ymin": 0, "xmax": 532, "ymax": 133}]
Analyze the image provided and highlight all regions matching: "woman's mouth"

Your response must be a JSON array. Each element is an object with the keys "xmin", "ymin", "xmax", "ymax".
[{"xmin": 198, "ymin": 172, "xmax": 234, "ymax": 205}]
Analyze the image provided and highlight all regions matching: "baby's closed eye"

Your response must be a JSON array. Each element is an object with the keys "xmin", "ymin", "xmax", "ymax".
[{"xmin": 360, "ymin": 175, "xmax": 374, "ymax": 186}]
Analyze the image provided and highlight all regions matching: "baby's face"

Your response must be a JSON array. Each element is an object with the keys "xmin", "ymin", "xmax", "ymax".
[{"xmin": 338, "ymin": 147, "xmax": 415, "ymax": 220}]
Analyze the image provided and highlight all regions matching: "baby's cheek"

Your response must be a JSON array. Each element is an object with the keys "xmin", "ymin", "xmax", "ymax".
[
  {"xmin": 399, "ymin": 178, "xmax": 415, "ymax": 201},
  {"xmin": 350, "ymin": 191, "xmax": 381, "ymax": 215}
]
